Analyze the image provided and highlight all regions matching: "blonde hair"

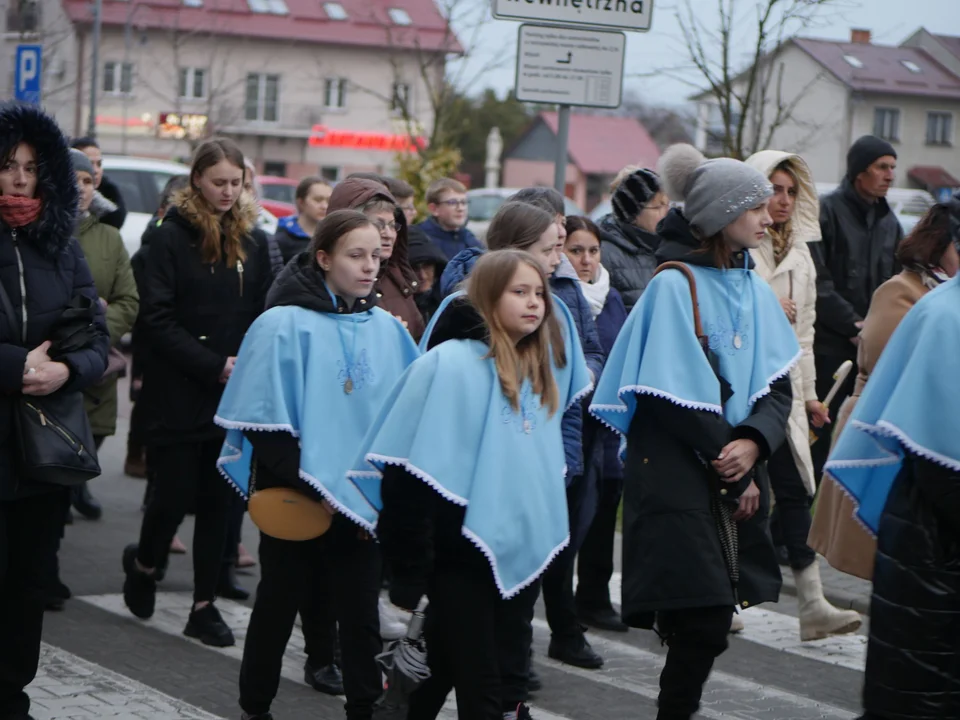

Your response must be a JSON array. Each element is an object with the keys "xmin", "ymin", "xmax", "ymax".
[
  {"xmin": 768, "ymin": 160, "xmax": 800, "ymax": 262},
  {"xmin": 426, "ymin": 177, "xmax": 467, "ymax": 205},
  {"xmin": 467, "ymin": 250, "xmax": 566, "ymax": 417}
]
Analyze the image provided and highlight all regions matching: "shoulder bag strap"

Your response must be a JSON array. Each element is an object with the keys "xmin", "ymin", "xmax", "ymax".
[{"xmin": 653, "ymin": 261, "xmax": 707, "ymax": 350}]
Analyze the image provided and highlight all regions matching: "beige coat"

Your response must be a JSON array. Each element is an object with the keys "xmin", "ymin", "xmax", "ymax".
[
  {"xmin": 746, "ymin": 151, "xmax": 820, "ymax": 495},
  {"xmin": 808, "ymin": 270, "xmax": 931, "ymax": 579}
]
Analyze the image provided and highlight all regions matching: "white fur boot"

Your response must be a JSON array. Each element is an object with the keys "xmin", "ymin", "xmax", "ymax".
[{"xmin": 794, "ymin": 562, "xmax": 862, "ymax": 642}]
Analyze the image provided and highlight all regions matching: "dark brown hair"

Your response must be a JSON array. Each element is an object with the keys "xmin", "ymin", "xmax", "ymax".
[
  {"xmin": 308, "ymin": 209, "xmax": 375, "ymax": 268},
  {"xmin": 564, "ymin": 215, "xmax": 601, "ymax": 240},
  {"xmin": 467, "ymin": 249, "xmax": 566, "ymax": 416},
  {"xmin": 296, "ymin": 175, "xmax": 331, "ymax": 202},
  {"xmin": 486, "ymin": 202, "xmax": 554, "ymax": 252},
  {"xmin": 383, "ymin": 176, "xmax": 414, "ymax": 200},
  {"xmin": 895, "ymin": 203, "xmax": 954, "ymax": 268}
]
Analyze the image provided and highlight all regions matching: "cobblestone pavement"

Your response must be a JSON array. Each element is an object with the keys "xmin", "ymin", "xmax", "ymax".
[{"xmin": 30, "ymin": 381, "xmax": 871, "ymax": 720}]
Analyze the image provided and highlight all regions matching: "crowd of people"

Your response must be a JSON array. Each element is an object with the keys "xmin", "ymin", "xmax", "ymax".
[{"xmin": 0, "ymin": 98, "xmax": 959, "ymax": 720}]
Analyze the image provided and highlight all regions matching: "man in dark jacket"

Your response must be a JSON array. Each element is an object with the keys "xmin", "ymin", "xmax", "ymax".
[
  {"xmin": 407, "ymin": 224, "xmax": 447, "ymax": 324},
  {"xmin": 810, "ymin": 135, "xmax": 902, "ymax": 478},
  {"xmin": 71, "ymin": 137, "xmax": 127, "ymax": 230},
  {"xmin": 598, "ymin": 167, "xmax": 669, "ymax": 311}
]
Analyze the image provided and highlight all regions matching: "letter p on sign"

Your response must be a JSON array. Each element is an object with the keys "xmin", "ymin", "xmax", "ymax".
[{"xmin": 15, "ymin": 45, "xmax": 42, "ymax": 104}]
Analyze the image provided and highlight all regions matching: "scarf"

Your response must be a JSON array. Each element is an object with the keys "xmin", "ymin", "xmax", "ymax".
[
  {"xmin": 0, "ymin": 195, "xmax": 42, "ymax": 228},
  {"xmin": 579, "ymin": 264, "xmax": 611, "ymax": 319}
]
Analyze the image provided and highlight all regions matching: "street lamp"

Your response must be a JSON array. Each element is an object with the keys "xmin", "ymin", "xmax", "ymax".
[{"xmin": 86, "ymin": 0, "xmax": 102, "ymax": 138}]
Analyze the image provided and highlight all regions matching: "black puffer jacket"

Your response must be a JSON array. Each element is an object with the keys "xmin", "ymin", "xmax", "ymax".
[
  {"xmin": 863, "ymin": 454, "xmax": 960, "ymax": 719},
  {"xmin": 620, "ymin": 209, "xmax": 789, "ymax": 627},
  {"xmin": 0, "ymin": 103, "xmax": 109, "ymax": 499},
  {"xmin": 811, "ymin": 178, "xmax": 902, "ymax": 359},
  {"xmin": 597, "ymin": 213, "xmax": 661, "ymax": 312},
  {"xmin": 137, "ymin": 201, "xmax": 272, "ymax": 445}
]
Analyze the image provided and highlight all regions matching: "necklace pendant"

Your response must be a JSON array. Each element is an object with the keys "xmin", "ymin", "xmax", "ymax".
[
  {"xmin": 344, "ymin": 377, "xmax": 354, "ymax": 394},
  {"xmin": 733, "ymin": 334, "xmax": 742, "ymax": 350},
  {"xmin": 523, "ymin": 419, "xmax": 532, "ymax": 435}
]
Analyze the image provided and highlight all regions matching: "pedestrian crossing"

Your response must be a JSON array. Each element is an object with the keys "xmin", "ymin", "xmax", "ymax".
[{"xmin": 26, "ymin": 590, "xmax": 864, "ymax": 720}]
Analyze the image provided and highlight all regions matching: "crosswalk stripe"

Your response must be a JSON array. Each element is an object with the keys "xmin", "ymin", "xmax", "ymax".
[{"xmin": 30, "ymin": 643, "xmax": 224, "ymax": 720}]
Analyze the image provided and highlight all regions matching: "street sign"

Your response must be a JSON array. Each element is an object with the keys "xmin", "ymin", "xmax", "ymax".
[
  {"xmin": 515, "ymin": 25, "xmax": 625, "ymax": 109},
  {"xmin": 493, "ymin": 0, "xmax": 653, "ymax": 33},
  {"xmin": 14, "ymin": 45, "xmax": 42, "ymax": 104}
]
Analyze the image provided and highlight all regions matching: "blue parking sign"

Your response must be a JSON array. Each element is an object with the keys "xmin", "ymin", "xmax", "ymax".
[{"xmin": 15, "ymin": 45, "xmax": 42, "ymax": 104}]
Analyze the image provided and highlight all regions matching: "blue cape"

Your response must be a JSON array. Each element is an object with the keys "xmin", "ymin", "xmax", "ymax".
[
  {"xmin": 214, "ymin": 304, "xmax": 420, "ymax": 529},
  {"xmin": 277, "ymin": 214, "xmax": 310, "ymax": 238},
  {"xmin": 825, "ymin": 277, "xmax": 960, "ymax": 535},
  {"xmin": 350, "ymin": 303, "xmax": 593, "ymax": 598},
  {"xmin": 589, "ymin": 264, "xmax": 800, "ymax": 451}
]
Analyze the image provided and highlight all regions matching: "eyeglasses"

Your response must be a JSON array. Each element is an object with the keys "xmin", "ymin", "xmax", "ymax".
[
  {"xmin": 641, "ymin": 203, "xmax": 671, "ymax": 212},
  {"xmin": 438, "ymin": 199, "xmax": 468, "ymax": 208},
  {"xmin": 371, "ymin": 219, "xmax": 400, "ymax": 233}
]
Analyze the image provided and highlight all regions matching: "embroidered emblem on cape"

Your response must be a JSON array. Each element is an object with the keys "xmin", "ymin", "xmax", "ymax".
[
  {"xmin": 338, "ymin": 349, "xmax": 375, "ymax": 392},
  {"xmin": 501, "ymin": 384, "xmax": 538, "ymax": 435}
]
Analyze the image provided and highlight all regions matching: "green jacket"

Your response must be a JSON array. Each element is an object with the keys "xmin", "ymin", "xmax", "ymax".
[{"xmin": 77, "ymin": 213, "xmax": 139, "ymax": 436}]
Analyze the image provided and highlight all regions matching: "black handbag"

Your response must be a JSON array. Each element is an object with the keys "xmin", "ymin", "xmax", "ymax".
[{"xmin": 0, "ymin": 278, "xmax": 101, "ymax": 486}]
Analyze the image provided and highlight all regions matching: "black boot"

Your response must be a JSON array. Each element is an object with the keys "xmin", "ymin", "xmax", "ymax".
[
  {"xmin": 303, "ymin": 659, "xmax": 344, "ymax": 695},
  {"xmin": 578, "ymin": 605, "xmax": 629, "ymax": 633},
  {"xmin": 184, "ymin": 603, "xmax": 235, "ymax": 647},
  {"xmin": 71, "ymin": 482, "xmax": 103, "ymax": 520},
  {"xmin": 547, "ymin": 631, "xmax": 603, "ymax": 669},
  {"xmin": 122, "ymin": 543, "xmax": 157, "ymax": 619}
]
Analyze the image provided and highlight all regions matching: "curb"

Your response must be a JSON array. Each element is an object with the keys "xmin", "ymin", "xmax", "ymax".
[{"xmin": 779, "ymin": 575, "xmax": 872, "ymax": 616}]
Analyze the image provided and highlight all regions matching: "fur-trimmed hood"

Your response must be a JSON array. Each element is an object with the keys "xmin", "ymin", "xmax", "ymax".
[{"xmin": 0, "ymin": 102, "xmax": 79, "ymax": 256}]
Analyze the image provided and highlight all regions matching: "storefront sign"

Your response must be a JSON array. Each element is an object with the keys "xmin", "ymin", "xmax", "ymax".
[
  {"xmin": 158, "ymin": 112, "xmax": 208, "ymax": 140},
  {"xmin": 309, "ymin": 125, "xmax": 426, "ymax": 152}
]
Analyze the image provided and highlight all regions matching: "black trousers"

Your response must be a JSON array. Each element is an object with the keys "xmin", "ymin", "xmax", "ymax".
[
  {"xmin": 656, "ymin": 605, "xmax": 733, "ymax": 720},
  {"xmin": 408, "ymin": 565, "xmax": 539, "ymax": 720},
  {"xmin": 127, "ymin": 394, "xmax": 147, "ymax": 458},
  {"xmin": 0, "ymin": 489, "xmax": 69, "ymax": 718},
  {"xmin": 811, "ymin": 353, "xmax": 856, "ymax": 483},
  {"xmin": 543, "ymin": 474, "xmax": 593, "ymax": 640},
  {"xmin": 137, "ymin": 439, "xmax": 231, "ymax": 604},
  {"xmin": 221, "ymin": 493, "xmax": 245, "ymax": 576},
  {"xmin": 576, "ymin": 473, "xmax": 624, "ymax": 612},
  {"xmin": 239, "ymin": 522, "xmax": 382, "ymax": 720},
  {"xmin": 301, "ymin": 574, "xmax": 339, "ymax": 666},
  {"xmin": 767, "ymin": 443, "xmax": 816, "ymax": 571}
]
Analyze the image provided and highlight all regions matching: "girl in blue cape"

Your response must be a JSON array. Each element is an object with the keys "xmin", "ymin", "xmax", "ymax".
[
  {"xmin": 589, "ymin": 144, "xmax": 799, "ymax": 720},
  {"xmin": 214, "ymin": 210, "xmax": 420, "ymax": 720},
  {"xmin": 825, "ymin": 208, "xmax": 960, "ymax": 720},
  {"xmin": 348, "ymin": 249, "xmax": 592, "ymax": 720}
]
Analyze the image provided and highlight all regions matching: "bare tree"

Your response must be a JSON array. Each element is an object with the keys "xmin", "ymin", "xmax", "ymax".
[{"xmin": 675, "ymin": 0, "xmax": 853, "ymax": 158}]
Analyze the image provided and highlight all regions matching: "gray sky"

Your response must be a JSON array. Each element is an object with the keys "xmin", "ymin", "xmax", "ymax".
[{"xmin": 449, "ymin": 0, "xmax": 960, "ymax": 107}]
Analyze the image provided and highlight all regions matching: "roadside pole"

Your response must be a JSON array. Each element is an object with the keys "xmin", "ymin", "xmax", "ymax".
[{"xmin": 553, "ymin": 105, "xmax": 570, "ymax": 193}]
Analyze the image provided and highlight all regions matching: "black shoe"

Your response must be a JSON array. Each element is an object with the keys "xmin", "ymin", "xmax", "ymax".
[
  {"xmin": 505, "ymin": 703, "xmax": 535, "ymax": 720},
  {"xmin": 44, "ymin": 595, "xmax": 66, "ymax": 612},
  {"xmin": 303, "ymin": 660, "xmax": 344, "ymax": 696},
  {"xmin": 578, "ymin": 606, "xmax": 629, "ymax": 633},
  {"xmin": 548, "ymin": 633, "xmax": 604, "ymax": 669},
  {"xmin": 122, "ymin": 543, "xmax": 156, "ymax": 619},
  {"xmin": 71, "ymin": 483, "xmax": 103, "ymax": 521},
  {"xmin": 184, "ymin": 604, "xmax": 235, "ymax": 647},
  {"xmin": 217, "ymin": 569, "xmax": 250, "ymax": 601},
  {"xmin": 240, "ymin": 714, "xmax": 273, "ymax": 720},
  {"xmin": 526, "ymin": 665, "xmax": 542, "ymax": 693},
  {"xmin": 53, "ymin": 579, "xmax": 72, "ymax": 600}
]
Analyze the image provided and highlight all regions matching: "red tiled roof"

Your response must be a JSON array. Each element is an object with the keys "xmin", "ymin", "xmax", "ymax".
[
  {"xmin": 537, "ymin": 112, "xmax": 660, "ymax": 176},
  {"xmin": 62, "ymin": 0, "xmax": 462, "ymax": 53},
  {"xmin": 908, "ymin": 165, "xmax": 960, "ymax": 190},
  {"xmin": 933, "ymin": 34, "xmax": 960, "ymax": 62},
  {"xmin": 793, "ymin": 37, "xmax": 960, "ymax": 99}
]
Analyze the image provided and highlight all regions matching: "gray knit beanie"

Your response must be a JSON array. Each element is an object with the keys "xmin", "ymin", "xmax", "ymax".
[
  {"xmin": 657, "ymin": 144, "xmax": 772, "ymax": 238},
  {"xmin": 69, "ymin": 148, "xmax": 94, "ymax": 178}
]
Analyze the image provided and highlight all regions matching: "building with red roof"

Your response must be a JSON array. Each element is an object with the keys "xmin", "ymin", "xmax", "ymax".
[
  {"xmin": 502, "ymin": 112, "xmax": 661, "ymax": 211},
  {"xmin": 1, "ymin": 0, "xmax": 460, "ymax": 181}
]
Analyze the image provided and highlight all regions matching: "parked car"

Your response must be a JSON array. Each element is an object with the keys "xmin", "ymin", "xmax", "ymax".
[
  {"xmin": 258, "ymin": 176, "xmax": 298, "ymax": 219},
  {"xmin": 102, "ymin": 155, "xmax": 278, "ymax": 258},
  {"xmin": 466, "ymin": 187, "xmax": 584, "ymax": 242}
]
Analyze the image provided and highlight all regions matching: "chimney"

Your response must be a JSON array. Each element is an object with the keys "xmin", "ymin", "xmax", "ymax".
[{"xmin": 850, "ymin": 28, "xmax": 872, "ymax": 45}]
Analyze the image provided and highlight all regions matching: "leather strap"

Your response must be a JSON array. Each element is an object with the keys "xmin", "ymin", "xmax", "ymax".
[{"xmin": 653, "ymin": 261, "xmax": 706, "ymax": 346}]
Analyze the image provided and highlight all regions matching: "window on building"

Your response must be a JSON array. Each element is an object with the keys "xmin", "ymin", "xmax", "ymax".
[
  {"xmin": 245, "ymin": 73, "xmax": 280, "ymax": 122},
  {"xmin": 391, "ymin": 82, "xmax": 410, "ymax": 114},
  {"xmin": 6, "ymin": 0, "xmax": 40, "ymax": 32},
  {"xmin": 323, "ymin": 2, "xmax": 347, "ymax": 19},
  {"xmin": 873, "ymin": 108, "xmax": 900, "ymax": 142},
  {"xmin": 262, "ymin": 161, "xmax": 287, "ymax": 177},
  {"xmin": 901, "ymin": 60, "xmax": 922, "ymax": 74},
  {"xmin": 247, "ymin": 0, "xmax": 287, "ymax": 13},
  {"xmin": 324, "ymin": 77, "xmax": 347, "ymax": 109},
  {"xmin": 178, "ymin": 68, "xmax": 206, "ymax": 99},
  {"xmin": 320, "ymin": 166, "xmax": 341, "ymax": 183},
  {"xmin": 103, "ymin": 61, "xmax": 134, "ymax": 95},
  {"xmin": 388, "ymin": 7, "xmax": 412, "ymax": 25},
  {"xmin": 842, "ymin": 55, "xmax": 863, "ymax": 69},
  {"xmin": 182, "ymin": 0, "xmax": 203, "ymax": 7},
  {"xmin": 927, "ymin": 112, "xmax": 953, "ymax": 146}
]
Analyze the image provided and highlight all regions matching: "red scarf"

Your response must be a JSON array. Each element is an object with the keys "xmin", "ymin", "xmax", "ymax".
[{"xmin": 0, "ymin": 195, "xmax": 42, "ymax": 228}]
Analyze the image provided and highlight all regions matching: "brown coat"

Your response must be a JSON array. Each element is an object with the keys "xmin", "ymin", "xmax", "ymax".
[
  {"xmin": 808, "ymin": 270, "xmax": 931, "ymax": 579},
  {"xmin": 327, "ymin": 178, "xmax": 425, "ymax": 341}
]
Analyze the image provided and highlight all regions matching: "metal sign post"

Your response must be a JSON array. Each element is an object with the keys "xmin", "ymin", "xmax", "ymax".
[{"xmin": 553, "ymin": 106, "xmax": 570, "ymax": 193}]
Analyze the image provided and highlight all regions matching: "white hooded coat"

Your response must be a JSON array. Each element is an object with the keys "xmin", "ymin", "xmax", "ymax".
[{"xmin": 745, "ymin": 150, "xmax": 820, "ymax": 495}]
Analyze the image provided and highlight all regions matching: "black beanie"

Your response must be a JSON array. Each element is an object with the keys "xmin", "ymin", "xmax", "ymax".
[
  {"xmin": 846, "ymin": 135, "xmax": 897, "ymax": 181},
  {"xmin": 612, "ymin": 168, "xmax": 661, "ymax": 223}
]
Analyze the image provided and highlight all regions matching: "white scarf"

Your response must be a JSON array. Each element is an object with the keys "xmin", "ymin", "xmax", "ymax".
[{"xmin": 579, "ymin": 263, "xmax": 611, "ymax": 319}]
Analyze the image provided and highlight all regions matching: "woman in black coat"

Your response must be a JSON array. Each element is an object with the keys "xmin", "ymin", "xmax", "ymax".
[
  {"xmin": 0, "ymin": 102, "xmax": 109, "ymax": 720},
  {"xmin": 121, "ymin": 138, "xmax": 272, "ymax": 649},
  {"xmin": 591, "ymin": 145, "xmax": 798, "ymax": 720}
]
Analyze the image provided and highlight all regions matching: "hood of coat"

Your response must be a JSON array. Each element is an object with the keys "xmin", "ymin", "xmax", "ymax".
[
  {"xmin": 744, "ymin": 150, "xmax": 820, "ymax": 244},
  {"xmin": 327, "ymin": 177, "xmax": 417, "ymax": 287},
  {"xmin": 598, "ymin": 213, "xmax": 661, "ymax": 256},
  {"xmin": 439, "ymin": 246, "xmax": 485, "ymax": 297},
  {"xmin": 407, "ymin": 225, "xmax": 447, "ymax": 270},
  {"xmin": 266, "ymin": 251, "xmax": 377, "ymax": 314},
  {"xmin": 425, "ymin": 295, "xmax": 488, "ymax": 350},
  {"xmin": 0, "ymin": 102, "xmax": 78, "ymax": 256},
  {"xmin": 554, "ymin": 253, "xmax": 579, "ymax": 283},
  {"xmin": 89, "ymin": 190, "xmax": 119, "ymax": 221},
  {"xmin": 78, "ymin": 212, "xmax": 101, "ymax": 235},
  {"xmin": 655, "ymin": 208, "xmax": 755, "ymax": 270}
]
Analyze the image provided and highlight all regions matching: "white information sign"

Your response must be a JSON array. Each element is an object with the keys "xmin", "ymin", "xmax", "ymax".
[
  {"xmin": 493, "ymin": 0, "xmax": 653, "ymax": 33},
  {"xmin": 515, "ymin": 25, "xmax": 626, "ymax": 109}
]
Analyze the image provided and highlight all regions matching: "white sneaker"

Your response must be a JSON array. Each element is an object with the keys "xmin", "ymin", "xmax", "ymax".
[
  {"xmin": 729, "ymin": 613, "xmax": 744, "ymax": 634},
  {"xmin": 379, "ymin": 597, "xmax": 409, "ymax": 640}
]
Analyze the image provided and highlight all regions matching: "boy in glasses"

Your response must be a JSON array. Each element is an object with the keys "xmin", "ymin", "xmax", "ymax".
[{"xmin": 418, "ymin": 178, "xmax": 482, "ymax": 260}]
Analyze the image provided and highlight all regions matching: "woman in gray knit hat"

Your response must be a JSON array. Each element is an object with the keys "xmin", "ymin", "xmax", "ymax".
[{"xmin": 589, "ymin": 144, "xmax": 800, "ymax": 720}]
